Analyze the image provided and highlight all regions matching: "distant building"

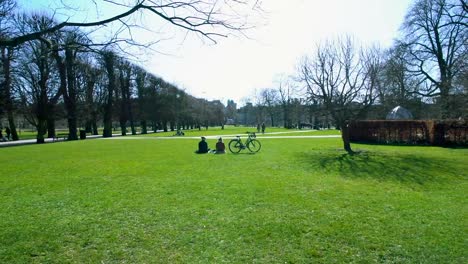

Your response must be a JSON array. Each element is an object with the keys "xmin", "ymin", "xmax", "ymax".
[{"xmin": 226, "ymin": 118, "xmax": 235, "ymax": 125}]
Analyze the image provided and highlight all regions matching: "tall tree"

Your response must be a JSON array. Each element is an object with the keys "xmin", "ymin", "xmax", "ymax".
[
  {"xmin": 101, "ymin": 50, "xmax": 116, "ymax": 138},
  {"xmin": 17, "ymin": 14, "xmax": 61, "ymax": 143},
  {"xmin": 134, "ymin": 65, "xmax": 149, "ymax": 134},
  {"xmin": 258, "ymin": 88, "xmax": 279, "ymax": 127},
  {"xmin": 401, "ymin": 0, "xmax": 467, "ymax": 118},
  {"xmin": 276, "ymin": 77, "xmax": 295, "ymax": 129},
  {"xmin": 79, "ymin": 60, "xmax": 102, "ymax": 135},
  {"xmin": 299, "ymin": 37, "xmax": 378, "ymax": 153},
  {"xmin": 0, "ymin": 0, "xmax": 19, "ymax": 140},
  {"xmin": 117, "ymin": 58, "xmax": 134, "ymax": 136}
]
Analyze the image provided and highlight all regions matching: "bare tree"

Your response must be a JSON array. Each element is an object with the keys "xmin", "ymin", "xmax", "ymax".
[
  {"xmin": 16, "ymin": 14, "xmax": 62, "ymax": 143},
  {"xmin": 77, "ymin": 58, "xmax": 104, "ymax": 135},
  {"xmin": 101, "ymin": 50, "xmax": 116, "ymax": 138},
  {"xmin": 116, "ymin": 58, "xmax": 134, "ymax": 136},
  {"xmin": 401, "ymin": 0, "xmax": 467, "ymax": 118},
  {"xmin": 134, "ymin": 65, "xmax": 149, "ymax": 133},
  {"xmin": 276, "ymin": 77, "xmax": 295, "ymax": 129},
  {"xmin": 257, "ymin": 88, "xmax": 279, "ymax": 127},
  {"xmin": 0, "ymin": 0, "xmax": 19, "ymax": 140},
  {"xmin": 299, "ymin": 37, "xmax": 377, "ymax": 153},
  {"xmin": 0, "ymin": 0, "xmax": 261, "ymax": 48}
]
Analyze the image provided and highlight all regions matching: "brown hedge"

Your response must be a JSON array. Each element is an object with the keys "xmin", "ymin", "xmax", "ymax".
[{"xmin": 349, "ymin": 120, "xmax": 468, "ymax": 146}]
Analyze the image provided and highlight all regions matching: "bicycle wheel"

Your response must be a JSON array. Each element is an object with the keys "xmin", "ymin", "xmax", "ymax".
[
  {"xmin": 247, "ymin": 139, "xmax": 261, "ymax": 153},
  {"xmin": 228, "ymin": 139, "xmax": 242, "ymax": 153}
]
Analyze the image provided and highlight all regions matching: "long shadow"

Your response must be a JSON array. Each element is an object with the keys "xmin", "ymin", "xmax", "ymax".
[{"xmin": 296, "ymin": 150, "xmax": 461, "ymax": 185}]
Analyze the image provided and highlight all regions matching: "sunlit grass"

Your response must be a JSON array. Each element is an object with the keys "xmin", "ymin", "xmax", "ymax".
[
  {"xmin": 0, "ymin": 137, "xmax": 466, "ymax": 263},
  {"xmin": 138, "ymin": 126, "xmax": 339, "ymax": 138}
]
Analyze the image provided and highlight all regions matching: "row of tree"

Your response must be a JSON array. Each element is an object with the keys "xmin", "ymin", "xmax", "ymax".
[
  {"xmin": 0, "ymin": 0, "xmax": 259, "ymax": 143},
  {"xmin": 2, "ymin": 24, "xmax": 231, "ymax": 142}
]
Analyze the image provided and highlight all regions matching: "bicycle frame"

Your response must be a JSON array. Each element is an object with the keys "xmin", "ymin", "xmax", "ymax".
[{"xmin": 228, "ymin": 132, "xmax": 261, "ymax": 153}]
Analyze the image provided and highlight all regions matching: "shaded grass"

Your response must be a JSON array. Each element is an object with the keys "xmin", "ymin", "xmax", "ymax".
[
  {"xmin": 0, "ymin": 138, "xmax": 466, "ymax": 263},
  {"xmin": 297, "ymin": 149, "xmax": 460, "ymax": 185}
]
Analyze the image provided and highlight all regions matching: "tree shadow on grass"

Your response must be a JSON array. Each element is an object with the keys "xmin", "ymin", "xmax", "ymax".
[{"xmin": 296, "ymin": 150, "xmax": 458, "ymax": 185}]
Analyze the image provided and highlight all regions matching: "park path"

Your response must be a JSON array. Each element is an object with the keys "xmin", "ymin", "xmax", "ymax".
[
  {"xmin": 103, "ymin": 130, "xmax": 340, "ymax": 140},
  {"xmin": 103, "ymin": 134, "xmax": 341, "ymax": 140},
  {"xmin": 0, "ymin": 130, "xmax": 340, "ymax": 148}
]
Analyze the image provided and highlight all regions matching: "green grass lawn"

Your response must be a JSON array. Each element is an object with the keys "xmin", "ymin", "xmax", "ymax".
[
  {"xmin": 138, "ymin": 125, "xmax": 293, "ymax": 137},
  {"xmin": 139, "ymin": 126, "xmax": 340, "ymax": 138},
  {"xmin": 0, "ymin": 136, "xmax": 466, "ymax": 263},
  {"xmin": 13, "ymin": 125, "xmax": 326, "ymax": 140}
]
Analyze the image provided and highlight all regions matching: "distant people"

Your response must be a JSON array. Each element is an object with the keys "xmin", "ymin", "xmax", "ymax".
[
  {"xmin": 175, "ymin": 129, "xmax": 184, "ymax": 136},
  {"xmin": 5, "ymin": 127, "xmax": 10, "ymax": 140},
  {"xmin": 195, "ymin": 136, "xmax": 210, "ymax": 154},
  {"xmin": 0, "ymin": 129, "xmax": 5, "ymax": 142},
  {"xmin": 261, "ymin": 122, "xmax": 266, "ymax": 134},
  {"xmin": 257, "ymin": 123, "xmax": 261, "ymax": 133},
  {"xmin": 215, "ymin": 137, "xmax": 226, "ymax": 154}
]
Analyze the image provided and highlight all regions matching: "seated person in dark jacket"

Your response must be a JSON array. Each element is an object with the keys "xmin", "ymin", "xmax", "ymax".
[
  {"xmin": 195, "ymin": 136, "xmax": 210, "ymax": 154},
  {"xmin": 215, "ymin": 137, "xmax": 225, "ymax": 154}
]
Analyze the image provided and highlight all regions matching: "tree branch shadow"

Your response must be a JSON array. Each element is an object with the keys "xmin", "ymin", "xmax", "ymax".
[{"xmin": 296, "ymin": 150, "xmax": 457, "ymax": 185}]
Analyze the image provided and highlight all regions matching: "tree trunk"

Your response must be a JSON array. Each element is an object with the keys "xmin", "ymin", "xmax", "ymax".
[
  {"xmin": 130, "ymin": 120, "xmax": 136, "ymax": 135},
  {"xmin": 170, "ymin": 121, "xmax": 175, "ymax": 131},
  {"xmin": 65, "ymin": 47, "xmax": 78, "ymax": 140},
  {"xmin": 341, "ymin": 121, "xmax": 353, "ymax": 153},
  {"xmin": 102, "ymin": 52, "xmax": 115, "ymax": 138},
  {"xmin": 7, "ymin": 111, "xmax": 18, "ymax": 141},
  {"xmin": 46, "ymin": 103, "xmax": 57, "ymax": 138},
  {"xmin": 1, "ymin": 47, "xmax": 19, "ymax": 141},
  {"xmin": 92, "ymin": 118, "xmax": 98, "ymax": 135},
  {"xmin": 36, "ymin": 119, "xmax": 47, "ymax": 144},
  {"xmin": 47, "ymin": 117, "xmax": 56, "ymax": 138},
  {"xmin": 141, "ymin": 120, "xmax": 147, "ymax": 134},
  {"xmin": 85, "ymin": 72, "xmax": 96, "ymax": 134},
  {"xmin": 439, "ymin": 78, "xmax": 451, "ymax": 119},
  {"xmin": 120, "ymin": 119, "xmax": 127, "ymax": 136},
  {"xmin": 85, "ymin": 121, "xmax": 92, "ymax": 133}
]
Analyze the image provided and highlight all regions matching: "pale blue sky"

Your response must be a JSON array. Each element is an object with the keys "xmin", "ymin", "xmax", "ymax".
[{"xmin": 17, "ymin": 0, "xmax": 413, "ymax": 104}]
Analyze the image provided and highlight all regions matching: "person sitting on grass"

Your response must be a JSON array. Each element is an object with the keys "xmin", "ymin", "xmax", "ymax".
[
  {"xmin": 215, "ymin": 137, "xmax": 226, "ymax": 154},
  {"xmin": 195, "ymin": 136, "xmax": 210, "ymax": 154}
]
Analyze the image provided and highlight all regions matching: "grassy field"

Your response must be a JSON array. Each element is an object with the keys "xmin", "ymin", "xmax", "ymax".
[
  {"xmin": 137, "ymin": 126, "xmax": 340, "ymax": 138},
  {"xmin": 0, "ymin": 133, "xmax": 466, "ymax": 263},
  {"xmin": 11, "ymin": 125, "xmax": 329, "ymax": 140}
]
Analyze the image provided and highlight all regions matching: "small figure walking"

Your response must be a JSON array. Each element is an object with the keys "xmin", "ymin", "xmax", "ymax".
[
  {"xmin": 257, "ymin": 123, "xmax": 261, "ymax": 133},
  {"xmin": 261, "ymin": 122, "xmax": 266, "ymax": 134}
]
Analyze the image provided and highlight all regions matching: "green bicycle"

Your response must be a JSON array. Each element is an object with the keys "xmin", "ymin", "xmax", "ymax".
[{"xmin": 228, "ymin": 132, "xmax": 262, "ymax": 153}]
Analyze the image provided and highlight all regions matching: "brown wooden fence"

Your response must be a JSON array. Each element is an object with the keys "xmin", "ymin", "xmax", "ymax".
[{"xmin": 349, "ymin": 120, "xmax": 468, "ymax": 146}]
